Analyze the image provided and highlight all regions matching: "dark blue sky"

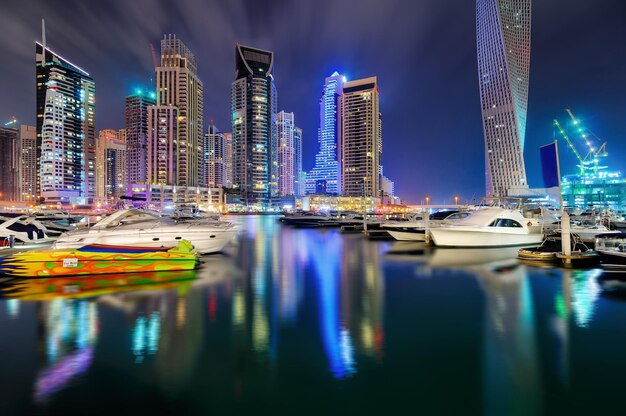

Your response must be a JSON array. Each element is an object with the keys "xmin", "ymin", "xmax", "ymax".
[{"xmin": 0, "ymin": 0, "xmax": 625, "ymax": 204}]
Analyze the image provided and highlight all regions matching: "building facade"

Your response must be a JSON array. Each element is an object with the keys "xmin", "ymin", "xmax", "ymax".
[
  {"xmin": 477, "ymin": 0, "xmax": 531, "ymax": 196},
  {"xmin": 340, "ymin": 77, "xmax": 382, "ymax": 197},
  {"xmin": 150, "ymin": 34, "xmax": 204, "ymax": 187},
  {"xmin": 147, "ymin": 105, "xmax": 178, "ymax": 185},
  {"xmin": 203, "ymin": 123, "xmax": 225, "ymax": 188},
  {"xmin": 96, "ymin": 129, "xmax": 127, "ymax": 202},
  {"xmin": 294, "ymin": 126, "xmax": 303, "ymax": 197},
  {"xmin": 36, "ymin": 42, "xmax": 95, "ymax": 205},
  {"xmin": 0, "ymin": 127, "xmax": 20, "ymax": 201},
  {"xmin": 231, "ymin": 44, "xmax": 277, "ymax": 207},
  {"xmin": 306, "ymin": 72, "xmax": 344, "ymax": 195},
  {"xmin": 223, "ymin": 132, "xmax": 233, "ymax": 188},
  {"xmin": 125, "ymin": 90, "xmax": 155, "ymax": 185},
  {"xmin": 19, "ymin": 125, "xmax": 37, "ymax": 203},
  {"xmin": 276, "ymin": 111, "xmax": 295, "ymax": 196}
]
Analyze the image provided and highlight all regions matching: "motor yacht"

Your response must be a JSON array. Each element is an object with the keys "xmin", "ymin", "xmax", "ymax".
[
  {"xmin": 428, "ymin": 207, "xmax": 543, "ymax": 248},
  {"xmin": 595, "ymin": 233, "xmax": 626, "ymax": 268},
  {"xmin": 0, "ymin": 215, "xmax": 56, "ymax": 246},
  {"xmin": 52, "ymin": 209, "xmax": 237, "ymax": 254},
  {"xmin": 383, "ymin": 211, "xmax": 470, "ymax": 242}
]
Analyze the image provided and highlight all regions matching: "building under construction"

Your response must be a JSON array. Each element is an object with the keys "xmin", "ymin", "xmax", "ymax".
[{"xmin": 556, "ymin": 110, "xmax": 626, "ymax": 211}]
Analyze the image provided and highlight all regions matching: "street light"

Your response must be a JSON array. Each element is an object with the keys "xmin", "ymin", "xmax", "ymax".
[
  {"xmin": 425, "ymin": 196, "xmax": 430, "ymax": 205},
  {"xmin": 454, "ymin": 195, "xmax": 459, "ymax": 205}
]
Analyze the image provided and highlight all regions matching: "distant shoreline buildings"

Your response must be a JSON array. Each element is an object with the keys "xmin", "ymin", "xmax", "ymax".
[{"xmin": 0, "ymin": 22, "xmax": 401, "ymax": 211}]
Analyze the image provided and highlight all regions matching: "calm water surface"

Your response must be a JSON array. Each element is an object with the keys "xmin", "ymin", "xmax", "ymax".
[{"xmin": 1, "ymin": 215, "xmax": 626, "ymax": 415}]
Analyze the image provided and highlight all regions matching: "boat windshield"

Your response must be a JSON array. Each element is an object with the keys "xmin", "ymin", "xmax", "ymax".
[{"xmin": 92, "ymin": 210, "xmax": 163, "ymax": 229}]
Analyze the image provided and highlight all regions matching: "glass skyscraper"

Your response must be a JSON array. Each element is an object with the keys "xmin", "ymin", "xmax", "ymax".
[
  {"xmin": 36, "ymin": 42, "xmax": 95, "ymax": 205},
  {"xmin": 306, "ymin": 72, "xmax": 344, "ymax": 195},
  {"xmin": 477, "ymin": 0, "xmax": 531, "ymax": 196},
  {"xmin": 231, "ymin": 44, "xmax": 277, "ymax": 207}
]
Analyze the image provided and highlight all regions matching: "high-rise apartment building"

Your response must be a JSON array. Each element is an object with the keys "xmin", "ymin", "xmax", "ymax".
[
  {"xmin": 231, "ymin": 44, "xmax": 277, "ymax": 207},
  {"xmin": 148, "ymin": 34, "xmax": 204, "ymax": 187},
  {"xmin": 147, "ymin": 105, "xmax": 178, "ymax": 185},
  {"xmin": 276, "ymin": 111, "xmax": 295, "ymax": 196},
  {"xmin": 203, "ymin": 123, "xmax": 225, "ymax": 188},
  {"xmin": 19, "ymin": 125, "xmax": 37, "ymax": 202},
  {"xmin": 477, "ymin": 0, "xmax": 531, "ymax": 196},
  {"xmin": 223, "ymin": 132, "xmax": 233, "ymax": 188},
  {"xmin": 0, "ymin": 127, "xmax": 20, "ymax": 201},
  {"xmin": 340, "ymin": 77, "xmax": 381, "ymax": 197},
  {"xmin": 36, "ymin": 41, "xmax": 95, "ymax": 204},
  {"xmin": 96, "ymin": 129, "xmax": 127, "ymax": 201},
  {"xmin": 306, "ymin": 72, "xmax": 344, "ymax": 195},
  {"xmin": 125, "ymin": 90, "xmax": 155, "ymax": 185},
  {"xmin": 294, "ymin": 126, "xmax": 303, "ymax": 197}
]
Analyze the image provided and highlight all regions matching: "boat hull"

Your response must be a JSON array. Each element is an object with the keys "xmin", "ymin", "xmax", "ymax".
[
  {"xmin": 386, "ymin": 228, "xmax": 426, "ymax": 242},
  {"xmin": 53, "ymin": 227, "xmax": 237, "ymax": 254},
  {"xmin": 429, "ymin": 228, "xmax": 543, "ymax": 248},
  {"xmin": 0, "ymin": 244, "xmax": 198, "ymax": 278}
]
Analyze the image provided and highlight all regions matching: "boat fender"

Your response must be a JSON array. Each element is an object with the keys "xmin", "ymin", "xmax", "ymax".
[{"xmin": 527, "ymin": 221, "xmax": 532, "ymax": 226}]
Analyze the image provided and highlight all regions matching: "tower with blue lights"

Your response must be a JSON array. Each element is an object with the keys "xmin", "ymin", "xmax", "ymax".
[
  {"xmin": 477, "ymin": 0, "xmax": 531, "ymax": 196},
  {"xmin": 305, "ymin": 72, "xmax": 345, "ymax": 195}
]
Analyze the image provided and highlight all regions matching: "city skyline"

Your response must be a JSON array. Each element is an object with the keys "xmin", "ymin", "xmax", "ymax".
[{"xmin": 0, "ymin": 0, "xmax": 625, "ymax": 202}]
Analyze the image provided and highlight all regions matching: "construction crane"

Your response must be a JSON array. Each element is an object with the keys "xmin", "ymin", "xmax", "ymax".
[
  {"xmin": 554, "ymin": 119, "xmax": 586, "ymax": 175},
  {"xmin": 3, "ymin": 117, "xmax": 17, "ymax": 128},
  {"xmin": 565, "ymin": 109, "xmax": 608, "ymax": 174},
  {"xmin": 150, "ymin": 43, "xmax": 158, "ymax": 68}
]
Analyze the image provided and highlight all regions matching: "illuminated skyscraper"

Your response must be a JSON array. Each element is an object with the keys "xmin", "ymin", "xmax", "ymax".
[
  {"xmin": 125, "ymin": 90, "xmax": 155, "ymax": 185},
  {"xmin": 0, "ymin": 127, "xmax": 19, "ymax": 201},
  {"xmin": 19, "ymin": 125, "xmax": 37, "ymax": 202},
  {"xmin": 294, "ymin": 126, "xmax": 303, "ymax": 197},
  {"xmin": 147, "ymin": 106, "xmax": 178, "ymax": 185},
  {"xmin": 231, "ymin": 44, "xmax": 277, "ymax": 207},
  {"xmin": 203, "ymin": 123, "xmax": 225, "ymax": 188},
  {"xmin": 477, "ymin": 0, "xmax": 531, "ymax": 196},
  {"xmin": 223, "ymin": 132, "xmax": 233, "ymax": 188},
  {"xmin": 306, "ymin": 72, "xmax": 344, "ymax": 195},
  {"xmin": 149, "ymin": 34, "xmax": 204, "ymax": 187},
  {"xmin": 276, "ymin": 111, "xmax": 295, "ymax": 196},
  {"xmin": 36, "ymin": 40, "xmax": 95, "ymax": 204},
  {"xmin": 96, "ymin": 129, "xmax": 127, "ymax": 201},
  {"xmin": 340, "ymin": 77, "xmax": 381, "ymax": 197}
]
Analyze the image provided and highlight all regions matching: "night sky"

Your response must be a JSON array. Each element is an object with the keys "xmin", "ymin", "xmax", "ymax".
[{"xmin": 0, "ymin": 0, "xmax": 625, "ymax": 204}]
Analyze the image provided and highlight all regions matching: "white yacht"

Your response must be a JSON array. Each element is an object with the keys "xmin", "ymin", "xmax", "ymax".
[
  {"xmin": 428, "ymin": 207, "xmax": 543, "ymax": 248},
  {"xmin": 383, "ymin": 211, "xmax": 470, "ymax": 242},
  {"xmin": 0, "ymin": 215, "xmax": 56, "ymax": 246},
  {"xmin": 52, "ymin": 209, "xmax": 237, "ymax": 254}
]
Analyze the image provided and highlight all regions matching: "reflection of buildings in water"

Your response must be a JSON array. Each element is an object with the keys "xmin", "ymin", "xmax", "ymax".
[
  {"xmin": 35, "ymin": 299, "xmax": 98, "ymax": 402},
  {"xmin": 473, "ymin": 261, "xmax": 542, "ymax": 416},
  {"xmin": 132, "ymin": 311, "xmax": 160, "ymax": 363},
  {"xmin": 309, "ymin": 231, "xmax": 355, "ymax": 378},
  {"xmin": 569, "ymin": 269, "xmax": 602, "ymax": 328},
  {"xmin": 273, "ymin": 226, "xmax": 305, "ymax": 324},
  {"xmin": 308, "ymin": 231, "xmax": 386, "ymax": 378},
  {"xmin": 340, "ymin": 236, "xmax": 385, "ymax": 359},
  {"xmin": 6, "ymin": 299, "xmax": 20, "ymax": 318}
]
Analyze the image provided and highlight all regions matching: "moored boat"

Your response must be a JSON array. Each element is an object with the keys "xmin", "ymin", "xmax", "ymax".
[
  {"xmin": 0, "ymin": 240, "xmax": 199, "ymax": 278},
  {"xmin": 429, "ymin": 207, "xmax": 543, "ymax": 248},
  {"xmin": 52, "ymin": 209, "xmax": 237, "ymax": 254}
]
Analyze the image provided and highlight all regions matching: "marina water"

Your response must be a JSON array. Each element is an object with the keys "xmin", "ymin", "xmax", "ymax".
[{"xmin": 1, "ymin": 215, "xmax": 625, "ymax": 415}]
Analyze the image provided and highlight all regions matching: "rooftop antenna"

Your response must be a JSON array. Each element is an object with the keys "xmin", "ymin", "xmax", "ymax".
[
  {"xmin": 41, "ymin": 18, "xmax": 46, "ymax": 65},
  {"xmin": 42, "ymin": 19, "xmax": 46, "ymax": 50}
]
